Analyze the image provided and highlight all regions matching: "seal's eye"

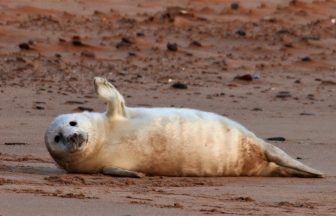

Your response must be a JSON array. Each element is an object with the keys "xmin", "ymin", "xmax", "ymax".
[
  {"xmin": 54, "ymin": 135, "xmax": 60, "ymax": 143},
  {"xmin": 69, "ymin": 121, "xmax": 77, "ymax": 126}
]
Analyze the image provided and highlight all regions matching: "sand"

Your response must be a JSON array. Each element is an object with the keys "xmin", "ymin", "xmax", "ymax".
[{"xmin": 0, "ymin": 0, "xmax": 335, "ymax": 215}]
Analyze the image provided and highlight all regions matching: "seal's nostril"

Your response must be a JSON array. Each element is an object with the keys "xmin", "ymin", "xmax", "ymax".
[
  {"xmin": 78, "ymin": 140, "xmax": 84, "ymax": 147},
  {"xmin": 68, "ymin": 133, "xmax": 85, "ymax": 148},
  {"xmin": 70, "ymin": 133, "xmax": 78, "ymax": 142}
]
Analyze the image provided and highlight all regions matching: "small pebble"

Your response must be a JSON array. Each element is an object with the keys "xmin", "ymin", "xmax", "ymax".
[
  {"xmin": 171, "ymin": 82, "xmax": 187, "ymax": 89},
  {"xmin": 320, "ymin": 80, "xmax": 336, "ymax": 85},
  {"xmin": 59, "ymin": 38, "xmax": 66, "ymax": 43},
  {"xmin": 136, "ymin": 32, "xmax": 145, "ymax": 37},
  {"xmin": 284, "ymin": 43, "xmax": 293, "ymax": 48},
  {"xmin": 236, "ymin": 30, "xmax": 246, "ymax": 36},
  {"xmin": 64, "ymin": 100, "xmax": 84, "ymax": 105},
  {"xmin": 299, "ymin": 112, "xmax": 315, "ymax": 116},
  {"xmin": 4, "ymin": 142, "xmax": 27, "ymax": 145},
  {"xmin": 74, "ymin": 106, "xmax": 94, "ymax": 112},
  {"xmin": 301, "ymin": 56, "xmax": 311, "ymax": 62},
  {"xmin": 116, "ymin": 37, "xmax": 132, "ymax": 49},
  {"xmin": 35, "ymin": 105, "xmax": 45, "ymax": 110},
  {"xmin": 173, "ymin": 203, "xmax": 183, "ymax": 208},
  {"xmin": 276, "ymin": 91, "xmax": 291, "ymax": 98},
  {"xmin": 234, "ymin": 74, "xmax": 260, "ymax": 81},
  {"xmin": 190, "ymin": 41, "xmax": 202, "ymax": 47},
  {"xmin": 72, "ymin": 36, "xmax": 83, "ymax": 46},
  {"xmin": 231, "ymin": 2, "xmax": 239, "ymax": 10},
  {"xmin": 266, "ymin": 137, "xmax": 286, "ymax": 142},
  {"xmin": 234, "ymin": 74, "xmax": 253, "ymax": 81},
  {"xmin": 81, "ymin": 51, "xmax": 95, "ymax": 58},
  {"xmin": 252, "ymin": 107, "xmax": 263, "ymax": 111},
  {"xmin": 167, "ymin": 42, "xmax": 178, "ymax": 51},
  {"xmin": 18, "ymin": 43, "xmax": 31, "ymax": 50},
  {"xmin": 234, "ymin": 196, "xmax": 254, "ymax": 202},
  {"xmin": 306, "ymin": 94, "xmax": 315, "ymax": 100}
]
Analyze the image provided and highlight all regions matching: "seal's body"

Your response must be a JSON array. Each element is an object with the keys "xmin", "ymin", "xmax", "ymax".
[{"xmin": 45, "ymin": 77, "xmax": 323, "ymax": 178}]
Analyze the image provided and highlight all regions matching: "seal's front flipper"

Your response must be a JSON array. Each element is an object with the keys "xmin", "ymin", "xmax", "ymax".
[
  {"xmin": 94, "ymin": 77, "xmax": 127, "ymax": 119},
  {"xmin": 102, "ymin": 167, "xmax": 145, "ymax": 178}
]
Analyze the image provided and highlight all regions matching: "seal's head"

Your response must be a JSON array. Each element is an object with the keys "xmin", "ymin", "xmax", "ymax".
[{"xmin": 45, "ymin": 112, "xmax": 98, "ymax": 171}]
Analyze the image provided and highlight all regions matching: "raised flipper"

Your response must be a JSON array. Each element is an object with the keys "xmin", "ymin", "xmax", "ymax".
[
  {"xmin": 264, "ymin": 142, "xmax": 324, "ymax": 178},
  {"xmin": 102, "ymin": 167, "xmax": 145, "ymax": 178},
  {"xmin": 94, "ymin": 77, "xmax": 127, "ymax": 119}
]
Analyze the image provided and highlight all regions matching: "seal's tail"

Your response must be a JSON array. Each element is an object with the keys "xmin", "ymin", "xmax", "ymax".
[{"xmin": 264, "ymin": 142, "xmax": 324, "ymax": 178}]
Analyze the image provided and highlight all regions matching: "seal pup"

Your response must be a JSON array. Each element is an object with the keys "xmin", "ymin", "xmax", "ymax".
[{"xmin": 45, "ymin": 77, "xmax": 323, "ymax": 178}]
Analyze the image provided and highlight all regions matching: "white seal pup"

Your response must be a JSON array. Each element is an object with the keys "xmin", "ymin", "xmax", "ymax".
[{"xmin": 45, "ymin": 77, "xmax": 323, "ymax": 178}]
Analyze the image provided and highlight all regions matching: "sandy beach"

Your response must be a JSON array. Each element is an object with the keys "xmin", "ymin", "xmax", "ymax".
[{"xmin": 0, "ymin": 0, "xmax": 335, "ymax": 215}]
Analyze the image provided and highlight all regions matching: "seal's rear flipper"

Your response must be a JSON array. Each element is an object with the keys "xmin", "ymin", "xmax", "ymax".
[
  {"xmin": 264, "ymin": 142, "xmax": 324, "ymax": 178},
  {"xmin": 102, "ymin": 167, "xmax": 145, "ymax": 178},
  {"xmin": 94, "ymin": 77, "xmax": 127, "ymax": 119},
  {"xmin": 269, "ymin": 165, "xmax": 323, "ymax": 178}
]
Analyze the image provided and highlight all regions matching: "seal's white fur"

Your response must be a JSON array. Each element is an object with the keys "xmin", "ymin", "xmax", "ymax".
[{"xmin": 45, "ymin": 77, "xmax": 323, "ymax": 177}]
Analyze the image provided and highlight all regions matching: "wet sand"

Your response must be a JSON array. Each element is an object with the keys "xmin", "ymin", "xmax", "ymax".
[{"xmin": 0, "ymin": 0, "xmax": 335, "ymax": 215}]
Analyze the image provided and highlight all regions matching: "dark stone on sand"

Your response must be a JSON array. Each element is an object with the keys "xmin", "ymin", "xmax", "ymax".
[
  {"xmin": 233, "ymin": 196, "xmax": 254, "ymax": 202},
  {"xmin": 230, "ymin": 2, "xmax": 239, "ymax": 10},
  {"xmin": 163, "ymin": 6, "xmax": 189, "ymax": 22},
  {"xmin": 301, "ymin": 56, "xmax": 311, "ymax": 62},
  {"xmin": 59, "ymin": 38, "xmax": 66, "ymax": 43},
  {"xmin": 81, "ymin": 51, "xmax": 95, "ymax": 58},
  {"xmin": 236, "ymin": 30, "xmax": 246, "ymax": 36},
  {"xmin": 276, "ymin": 91, "xmax": 291, "ymax": 98},
  {"xmin": 35, "ymin": 105, "xmax": 45, "ymax": 110},
  {"xmin": 296, "ymin": 157, "xmax": 302, "ymax": 160},
  {"xmin": 171, "ymin": 82, "xmax": 187, "ymax": 89},
  {"xmin": 173, "ymin": 203, "xmax": 183, "ymax": 208},
  {"xmin": 277, "ymin": 29, "xmax": 291, "ymax": 35},
  {"xmin": 234, "ymin": 74, "xmax": 260, "ymax": 81},
  {"xmin": 320, "ymin": 80, "xmax": 336, "ymax": 85},
  {"xmin": 116, "ymin": 37, "xmax": 133, "ymax": 49},
  {"xmin": 72, "ymin": 36, "xmax": 83, "ymax": 46},
  {"xmin": 35, "ymin": 101, "xmax": 45, "ymax": 104},
  {"xmin": 284, "ymin": 43, "xmax": 293, "ymax": 48},
  {"xmin": 306, "ymin": 94, "xmax": 315, "ymax": 100},
  {"xmin": 4, "ymin": 142, "xmax": 27, "ymax": 146},
  {"xmin": 136, "ymin": 32, "xmax": 145, "ymax": 37},
  {"xmin": 266, "ymin": 137, "xmax": 286, "ymax": 142},
  {"xmin": 190, "ymin": 40, "xmax": 202, "ymax": 47},
  {"xmin": 252, "ymin": 107, "xmax": 263, "ymax": 111},
  {"xmin": 299, "ymin": 112, "xmax": 315, "ymax": 116},
  {"xmin": 167, "ymin": 42, "xmax": 178, "ymax": 51},
  {"xmin": 234, "ymin": 74, "xmax": 253, "ymax": 81},
  {"xmin": 64, "ymin": 100, "xmax": 84, "ymax": 105},
  {"xmin": 121, "ymin": 37, "xmax": 132, "ymax": 44},
  {"xmin": 128, "ymin": 52, "xmax": 136, "ymax": 56},
  {"xmin": 18, "ymin": 43, "xmax": 31, "ymax": 50},
  {"xmin": 74, "ymin": 106, "xmax": 94, "ymax": 112}
]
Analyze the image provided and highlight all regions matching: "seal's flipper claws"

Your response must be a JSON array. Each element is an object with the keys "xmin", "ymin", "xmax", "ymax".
[
  {"xmin": 94, "ymin": 77, "xmax": 127, "ymax": 119},
  {"xmin": 102, "ymin": 167, "xmax": 145, "ymax": 178}
]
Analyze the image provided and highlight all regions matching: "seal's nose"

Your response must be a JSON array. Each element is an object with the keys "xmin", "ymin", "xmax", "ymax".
[{"xmin": 67, "ymin": 133, "xmax": 85, "ymax": 150}]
